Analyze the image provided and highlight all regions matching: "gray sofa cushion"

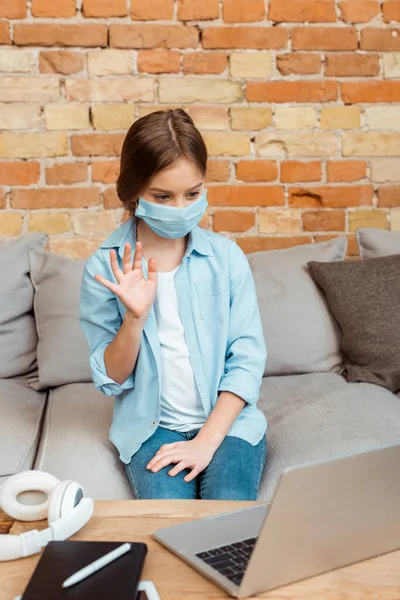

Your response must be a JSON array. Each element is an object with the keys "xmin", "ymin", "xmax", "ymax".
[
  {"xmin": 0, "ymin": 378, "xmax": 47, "ymax": 479},
  {"xmin": 33, "ymin": 383, "xmax": 133, "ymax": 500},
  {"xmin": 308, "ymin": 254, "xmax": 400, "ymax": 393},
  {"xmin": 258, "ymin": 373, "xmax": 400, "ymax": 501},
  {"xmin": 26, "ymin": 248, "xmax": 92, "ymax": 390},
  {"xmin": 0, "ymin": 233, "xmax": 48, "ymax": 378},
  {"xmin": 356, "ymin": 228, "xmax": 400, "ymax": 259},
  {"xmin": 247, "ymin": 237, "xmax": 347, "ymax": 376}
]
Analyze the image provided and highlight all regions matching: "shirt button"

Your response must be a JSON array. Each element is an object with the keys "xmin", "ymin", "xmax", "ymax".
[{"xmin": 152, "ymin": 421, "xmax": 156, "ymax": 426}]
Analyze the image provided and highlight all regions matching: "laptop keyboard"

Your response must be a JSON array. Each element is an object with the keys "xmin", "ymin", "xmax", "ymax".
[{"xmin": 195, "ymin": 537, "xmax": 258, "ymax": 587}]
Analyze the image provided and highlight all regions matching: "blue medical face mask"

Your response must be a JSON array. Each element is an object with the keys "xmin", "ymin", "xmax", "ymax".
[{"xmin": 135, "ymin": 188, "xmax": 208, "ymax": 239}]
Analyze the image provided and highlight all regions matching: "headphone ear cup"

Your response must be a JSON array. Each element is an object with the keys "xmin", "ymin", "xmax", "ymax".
[
  {"xmin": 0, "ymin": 471, "xmax": 60, "ymax": 522},
  {"xmin": 47, "ymin": 481, "xmax": 85, "ymax": 524}
]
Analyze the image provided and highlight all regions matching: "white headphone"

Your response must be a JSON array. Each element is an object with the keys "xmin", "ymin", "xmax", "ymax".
[{"xmin": 0, "ymin": 470, "xmax": 94, "ymax": 561}]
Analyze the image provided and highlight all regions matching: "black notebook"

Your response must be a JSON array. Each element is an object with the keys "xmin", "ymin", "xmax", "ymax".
[{"xmin": 21, "ymin": 540, "xmax": 148, "ymax": 600}]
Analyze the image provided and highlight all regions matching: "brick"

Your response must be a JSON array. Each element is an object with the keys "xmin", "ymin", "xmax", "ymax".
[
  {"xmin": 0, "ymin": 50, "xmax": 36, "ymax": 73},
  {"xmin": 236, "ymin": 160, "xmax": 278, "ymax": 182},
  {"xmin": 292, "ymin": 27, "xmax": 358, "ymax": 50},
  {"xmin": 314, "ymin": 233, "xmax": 359, "ymax": 255},
  {"xmin": 28, "ymin": 212, "xmax": 71, "ymax": 234},
  {"xmin": 341, "ymin": 81, "xmax": 400, "ymax": 102},
  {"xmin": 321, "ymin": 105, "xmax": 361, "ymax": 129},
  {"xmin": 0, "ymin": 162, "xmax": 40, "ymax": 185},
  {"xmin": 371, "ymin": 159, "xmax": 400, "ymax": 183},
  {"xmin": 110, "ymin": 25, "xmax": 198, "ymax": 49},
  {"xmin": 0, "ymin": 104, "xmax": 41, "ymax": 130},
  {"xmin": 0, "ymin": 213, "xmax": 23, "ymax": 236},
  {"xmin": 91, "ymin": 105, "xmax": 136, "ymax": 130},
  {"xmin": 158, "ymin": 78, "xmax": 242, "ymax": 103},
  {"xmin": 0, "ymin": 133, "xmax": 67, "ymax": 159},
  {"xmin": 213, "ymin": 210, "xmax": 255, "ymax": 232},
  {"xmin": 360, "ymin": 28, "xmax": 400, "ymax": 51},
  {"xmin": 183, "ymin": 52, "xmax": 227, "ymax": 74},
  {"xmin": 88, "ymin": 50, "xmax": 132, "ymax": 76},
  {"xmin": 66, "ymin": 79, "xmax": 154, "ymax": 102},
  {"xmin": 289, "ymin": 186, "xmax": 373, "ymax": 208},
  {"xmin": 378, "ymin": 187, "xmax": 400, "ymax": 207},
  {"xmin": 339, "ymin": 1, "xmax": 379, "ymax": 22},
  {"xmin": 138, "ymin": 50, "xmax": 180, "ymax": 74},
  {"xmin": 247, "ymin": 81, "xmax": 337, "ymax": 102},
  {"xmin": 92, "ymin": 161, "xmax": 120, "ymax": 183},
  {"xmin": 223, "ymin": 0, "xmax": 265, "ymax": 22},
  {"xmin": 0, "ymin": 187, "xmax": 5, "ymax": 208},
  {"xmin": 45, "ymin": 105, "xmax": 90, "ymax": 130},
  {"xmin": 230, "ymin": 51, "xmax": 272, "ymax": 78},
  {"xmin": 0, "ymin": 21, "xmax": 11, "ymax": 45},
  {"xmin": 274, "ymin": 107, "xmax": 317, "ymax": 130},
  {"xmin": 236, "ymin": 236, "xmax": 312, "ymax": 253},
  {"xmin": 32, "ymin": 0, "xmax": 76, "ymax": 17},
  {"xmin": 277, "ymin": 53, "xmax": 322, "ymax": 75},
  {"xmin": 208, "ymin": 185, "xmax": 284, "ymax": 206},
  {"xmin": 72, "ymin": 211, "xmax": 119, "ymax": 236},
  {"xmin": 49, "ymin": 237, "xmax": 106, "ymax": 260},
  {"xmin": 0, "ymin": 77, "xmax": 60, "ymax": 102},
  {"xmin": 187, "ymin": 106, "xmax": 229, "ymax": 130},
  {"xmin": 256, "ymin": 132, "xmax": 337, "ymax": 157},
  {"xmin": 177, "ymin": 0, "xmax": 219, "ymax": 20},
  {"xmin": 205, "ymin": 160, "xmax": 230, "ymax": 182},
  {"xmin": 281, "ymin": 161, "xmax": 322, "ymax": 182},
  {"xmin": 231, "ymin": 107, "xmax": 272, "ymax": 130},
  {"xmin": 11, "ymin": 188, "xmax": 100, "ymax": 209},
  {"xmin": 327, "ymin": 161, "xmax": 367, "ymax": 182},
  {"xmin": 269, "ymin": 0, "xmax": 336, "ymax": 22},
  {"xmin": 391, "ymin": 209, "xmax": 400, "ymax": 230},
  {"xmin": 40, "ymin": 51, "xmax": 84, "ymax": 74},
  {"xmin": 302, "ymin": 209, "xmax": 346, "ymax": 231},
  {"xmin": 365, "ymin": 106, "xmax": 400, "ymax": 129},
  {"xmin": 14, "ymin": 24, "xmax": 108, "ymax": 47},
  {"xmin": 131, "ymin": 0, "xmax": 174, "ymax": 19},
  {"xmin": 46, "ymin": 163, "xmax": 88, "ymax": 185},
  {"xmin": 102, "ymin": 187, "xmax": 121, "ymax": 208},
  {"xmin": 71, "ymin": 134, "xmax": 125, "ymax": 157},
  {"xmin": 203, "ymin": 27, "xmax": 288, "ymax": 49},
  {"xmin": 383, "ymin": 1, "xmax": 400, "ymax": 22},
  {"xmin": 383, "ymin": 53, "xmax": 400, "ymax": 78},
  {"xmin": 259, "ymin": 209, "xmax": 301, "ymax": 234},
  {"xmin": 83, "ymin": 0, "xmax": 127, "ymax": 17},
  {"xmin": 343, "ymin": 132, "xmax": 400, "ymax": 156},
  {"xmin": 0, "ymin": 0, "xmax": 26, "ymax": 18},
  {"xmin": 325, "ymin": 53, "xmax": 380, "ymax": 76},
  {"xmin": 202, "ymin": 133, "xmax": 250, "ymax": 156},
  {"xmin": 349, "ymin": 209, "xmax": 388, "ymax": 230}
]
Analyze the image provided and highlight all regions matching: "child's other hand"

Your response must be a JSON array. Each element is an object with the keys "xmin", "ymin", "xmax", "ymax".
[{"xmin": 146, "ymin": 438, "xmax": 217, "ymax": 482}]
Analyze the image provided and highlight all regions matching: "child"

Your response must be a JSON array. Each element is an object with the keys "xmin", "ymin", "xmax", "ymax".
[{"xmin": 80, "ymin": 109, "xmax": 267, "ymax": 500}]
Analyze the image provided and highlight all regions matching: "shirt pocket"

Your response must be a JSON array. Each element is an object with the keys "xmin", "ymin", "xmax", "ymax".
[{"xmin": 195, "ymin": 277, "xmax": 223, "ymax": 323}]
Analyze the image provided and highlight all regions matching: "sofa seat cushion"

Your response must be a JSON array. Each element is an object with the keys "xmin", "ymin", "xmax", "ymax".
[
  {"xmin": 0, "ymin": 379, "xmax": 47, "ymax": 480},
  {"xmin": 258, "ymin": 373, "xmax": 400, "ymax": 502},
  {"xmin": 33, "ymin": 383, "xmax": 133, "ymax": 500}
]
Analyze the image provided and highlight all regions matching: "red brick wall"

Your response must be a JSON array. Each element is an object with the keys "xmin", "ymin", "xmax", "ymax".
[{"xmin": 0, "ymin": 0, "xmax": 399, "ymax": 258}]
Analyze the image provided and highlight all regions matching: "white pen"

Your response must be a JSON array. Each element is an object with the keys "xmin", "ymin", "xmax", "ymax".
[{"xmin": 61, "ymin": 542, "xmax": 132, "ymax": 588}]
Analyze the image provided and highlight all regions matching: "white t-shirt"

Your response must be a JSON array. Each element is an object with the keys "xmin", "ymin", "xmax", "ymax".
[{"xmin": 147, "ymin": 260, "xmax": 207, "ymax": 432}]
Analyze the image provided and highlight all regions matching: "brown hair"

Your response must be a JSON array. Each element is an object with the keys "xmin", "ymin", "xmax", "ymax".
[{"xmin": 116, "ymin": 108, "xmax": 208, "ymax": 217}]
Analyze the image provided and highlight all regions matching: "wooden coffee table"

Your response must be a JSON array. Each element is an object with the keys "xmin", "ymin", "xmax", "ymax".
[{"xmin": 1, "ymin": 500, "xmax": 399, "ymax": 599}]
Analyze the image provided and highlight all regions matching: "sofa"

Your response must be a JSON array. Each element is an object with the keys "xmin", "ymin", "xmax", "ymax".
[{"xmin": 1, "ymin": 227, "xmax": 399, "ymax": 502}]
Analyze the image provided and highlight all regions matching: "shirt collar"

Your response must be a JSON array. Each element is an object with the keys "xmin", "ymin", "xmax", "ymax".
[{"xmin": 100, "ymin": 216, "xmax": 214, "ymax": 260}]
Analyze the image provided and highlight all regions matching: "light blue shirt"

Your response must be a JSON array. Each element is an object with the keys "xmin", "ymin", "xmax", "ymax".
[{"xmin": 79, "ymin": 216, "xmax": 267, "ymax": 464}]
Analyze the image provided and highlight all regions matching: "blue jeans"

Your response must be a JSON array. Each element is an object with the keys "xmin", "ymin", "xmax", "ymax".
[{"xmin": 124, "ymin": 426, "xmax": 267, "ymax": 500}]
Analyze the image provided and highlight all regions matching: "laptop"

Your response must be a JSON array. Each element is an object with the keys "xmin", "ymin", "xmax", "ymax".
[{"xmin": 152, "ymin": 442, "xmax": 400, "ymax": 598}]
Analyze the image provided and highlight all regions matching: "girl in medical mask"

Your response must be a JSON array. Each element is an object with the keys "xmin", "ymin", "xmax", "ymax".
[{"xmin": 80, "ymin": 109, "xmax": 268, "ymax": 500}]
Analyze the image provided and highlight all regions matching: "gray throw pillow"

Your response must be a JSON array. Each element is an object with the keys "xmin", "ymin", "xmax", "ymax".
[
  {"xmin": 26, "ymin": 247, "xmax": 92, "ymax": 390},
  {"xmin": 247, "ymin": 237, "xmax": 347, "ymax": 377},
  {"xmin": 356, "ymin": 228, "xmax": 400, "ymax": 259},
  {"xmin": 307, "ymin": 254, "xmax": 400, "ymax": 393},
  {"xmin": 0, "ymin": 233, "xmax": 48, "ymax": 378}
]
